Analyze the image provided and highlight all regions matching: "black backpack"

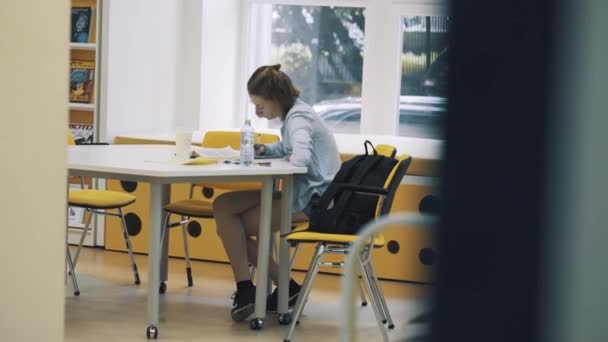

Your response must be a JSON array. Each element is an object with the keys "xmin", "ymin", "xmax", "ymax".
[{"xmin": 308, "ymin": 141, "xmax": 402, "ymax": 235}]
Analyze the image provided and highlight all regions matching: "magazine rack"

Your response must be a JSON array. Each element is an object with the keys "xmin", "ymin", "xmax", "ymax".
[
  {"xmin": 69, "ymin": 0, "xmax": 100, "ymax": 145},
  {"xmin": 67, "ymin": 0, "xmax": 103, "ymax": 247}
]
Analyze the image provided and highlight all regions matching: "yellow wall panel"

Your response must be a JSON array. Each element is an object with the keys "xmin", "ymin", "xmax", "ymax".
[{"xmin": 104, "ymin": 180, "xmax": 438, "ymax": 282}]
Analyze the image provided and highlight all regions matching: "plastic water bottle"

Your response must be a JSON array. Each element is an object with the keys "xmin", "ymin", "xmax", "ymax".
[{"xmin": 240, "ymin": 119, "xmax": 255, "ymax": 166}]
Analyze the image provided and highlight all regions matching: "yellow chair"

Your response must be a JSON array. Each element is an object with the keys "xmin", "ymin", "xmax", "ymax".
[
  {"xmin": 160, "ymin": 131, "xmax": 280, "ymax": 289},
  {"xmin": 288, "ymin": 144, "xmax": 398, "ymax": 306},
  {"xmin": 66, "ymin": 132, "xmax": 141, "ymax": 295},
  {"xmin": 283, "ymin": 154, "xmax": 412, "ymax": 342}
]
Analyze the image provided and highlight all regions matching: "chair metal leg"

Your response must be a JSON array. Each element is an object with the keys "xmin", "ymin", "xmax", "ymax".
[
  {"xmin": 66, "ymin": 247, "xmax": 80, "ymax": 296},
  {"xmin": 180, "ymin": 216, "xmax": 193, "ymax": 287},
  {"xmin": 158, "ymin": 213, "xmax": 172, "ymax": 294},
  {"xmin": 119, "ymin": 207, "xmax": 141, "ymax": 285},
  {"xmin": 284, "ymin": 243, "xmax": 326, "ymax": 342},
  {"xmin": 160, "ymin": 213, "xmax": 170, "ymax": 251},
  {"xmin": 358, "ymin": 278, "xmax": 368, "ymax": 306},
  {"xmin": 268, "ymin": 234, "xmax": 276, "ymax": 293},
  {"xmin": 363, "ymin": 262, "xmax": 387, "ymax": 323},
  {"xmin": 250, "ymin": 264, "xmax": 256, "ymax": 281},
  {"xmin": 367, "ymin": 261, "xmax": 394, "ymax": 328},
  {"xmin": 359, "ymin": 258, "xmax": 389, "ymax": 342},
  {"xmin": 71, "ymin": 208, "xmax": 94, "ymax": 269},
  {"xmin": 272, "ymin": 233, "xmax": 279, "ymax": 260},
  {"xmin": 360, "ymin": 249, "xmax": 389, "ymax": 324},
  {"xmin": 289, "ymin": 242, "xmax": 301, "ymax": 269}
]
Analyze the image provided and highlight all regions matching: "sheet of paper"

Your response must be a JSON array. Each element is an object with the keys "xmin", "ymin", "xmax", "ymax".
[{"xmin": 194, "ymin": 146, "xmax": 240, "ymax": 159}]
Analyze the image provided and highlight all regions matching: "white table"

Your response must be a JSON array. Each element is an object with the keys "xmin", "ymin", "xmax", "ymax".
[{"xmin": 67, "ymin": 145, "xmax": 307, "ymax": 338}]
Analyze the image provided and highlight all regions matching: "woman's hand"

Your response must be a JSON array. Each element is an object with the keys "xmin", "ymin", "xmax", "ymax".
[{"xmin": 254, "ymin": 143, "xmax": 266, "ymax": 156}]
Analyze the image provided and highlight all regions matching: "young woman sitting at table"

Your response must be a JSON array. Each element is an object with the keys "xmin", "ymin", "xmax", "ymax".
[{"xmin": 213, "ymin": 64, "xmax": 341, "ymax": 321}]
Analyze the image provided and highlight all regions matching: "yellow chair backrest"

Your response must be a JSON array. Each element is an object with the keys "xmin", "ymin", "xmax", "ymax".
[
  {"xmin": 375, "ymin": 154, "xmax": 412, "ymax": 217},
  {"xmin": 375, "ymin": 144, "xmax": 397, "ymax": 158},
  {"xmin": 68, "ymin": 130, "xmax": 76, "ymax": 145},
  {"xmin": 383, "ymin": 154, "xmax": 410, "ymax": 188},
  {"xmin": 201, "ymin": 131, "xmax": 279, "ymax": 149},
  {"xmin": 194, "ymin": 131, "xmax": 280, "ymax": 191},
  {"xmin": 339, "ymin": 144, "xmax": 396, "ymax": 162}
]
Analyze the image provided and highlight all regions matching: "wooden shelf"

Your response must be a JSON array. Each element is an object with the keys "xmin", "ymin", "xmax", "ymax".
[{"xmin": 70, "ymin": 42, "xmax": 96, "ymax": 51}]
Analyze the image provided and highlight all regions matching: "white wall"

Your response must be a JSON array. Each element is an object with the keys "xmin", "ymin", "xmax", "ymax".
[
  {"xmin": 200, "ymin": 0, "xmax": 244, "ymax": 131},
  {"xmin": 102, "ymin": 0, "xmax": 179, "ymax": 141},
  {"xmin": 0, "ymin": 1, "xmax": 67, "ymax": 341},
  {"xmin": 175, "ymin": 0, "xmax": 203, "ymax": 131},
  {"xmin": 101, "ymin": 0, "xmax": 206, "ymax": 142}
]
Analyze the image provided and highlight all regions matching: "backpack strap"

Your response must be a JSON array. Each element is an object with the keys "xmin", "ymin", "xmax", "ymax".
[{"xmin": 364, "ymin": 140, "xmax": 377, "ymax": 155}]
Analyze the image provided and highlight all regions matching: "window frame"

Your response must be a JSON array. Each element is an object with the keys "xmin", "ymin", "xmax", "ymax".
[{"xmin": 237, "ymin": 0, "xmax": 448, "ymax": 140}]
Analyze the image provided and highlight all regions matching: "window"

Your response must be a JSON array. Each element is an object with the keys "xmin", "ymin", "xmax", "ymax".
[
  {"xmin": 398, "ymin": 16, "xmax": 449, "ymax": 139},
  {"xmin": 249, "ymin": 3, "xmax": 365, "ymax": 133}
]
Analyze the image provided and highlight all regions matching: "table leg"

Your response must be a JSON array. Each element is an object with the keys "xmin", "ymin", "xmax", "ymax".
[
  {"xmin": 251, "ymin": 176, "xmax": 273, "ymax": 327},
  {"xmin": 146, "ymin": 182, "xmax": 170, "ymax": 339},
  {"xmin": 278, "ymin": 175, "xmax": 293, "ymax": 317}
]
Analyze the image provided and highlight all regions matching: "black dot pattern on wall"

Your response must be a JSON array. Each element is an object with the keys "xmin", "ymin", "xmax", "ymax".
[
  {"xmin": 187, "ymin": 221, "xmax": 202, "ymax": 238},
  {"xmin": 419, "ymin": 195, "xmax": 440, "ymax": 215},
  {"xmin": 387, "ymin": 240, "xmax": 400, "ymax": 254},
  {"xmin": 418, "ymin": 247, "xmax": 437, "ymax": 266},
  {"xmin": 120, "ymin": 181, "xmax": 138, "ymax": 193},
  {"xmin": 202, "ymin": 187, "xmax": 214, "ymax": 199},
  {"xmin": 124, "ymin": 213, "xmax": 142, "ymax": 236}
]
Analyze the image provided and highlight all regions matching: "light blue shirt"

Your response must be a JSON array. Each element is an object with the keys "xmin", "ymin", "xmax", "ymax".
[{"xmin": 264, "ymin": 99, "xmax": 341, "ymax": 213}]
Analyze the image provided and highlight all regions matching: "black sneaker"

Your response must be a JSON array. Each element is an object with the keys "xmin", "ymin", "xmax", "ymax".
[
  {"xmin": 231, "ymin": 286, "xmax": 256, "ymax": 322},
  {"xmin": 266, "ymin": 279, "xmax": 301, "ymax": 313}
]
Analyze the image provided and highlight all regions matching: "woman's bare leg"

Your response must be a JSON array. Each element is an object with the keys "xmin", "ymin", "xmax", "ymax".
[
  {"xmin": 213, "ymin": 190, "xmax": 266, "ymax": 282},
  {"xmin": 215, "ymin": 190, "xmax": 308, "ymax": 283},
  {"xmin": 241, "ymin": 205, "xmax": 308, "ymax": 284}
]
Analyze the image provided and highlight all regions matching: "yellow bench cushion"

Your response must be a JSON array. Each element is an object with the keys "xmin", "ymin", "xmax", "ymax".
[
  {"xmin": 164, "ymin": 199, "xmax": 214, "ymax": 218},
  {"xmin": 286, "ymin": 230, "xmax": 386, "ymax": 248},
  {"xmin": 69, "ymin": 190, "xmax": 136, "ymax": 209}
]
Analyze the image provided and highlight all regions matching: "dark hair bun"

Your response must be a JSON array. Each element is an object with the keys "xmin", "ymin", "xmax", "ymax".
[{"xmin": 272, "ymin": 64, "xmax": 281, "ymax": 71}]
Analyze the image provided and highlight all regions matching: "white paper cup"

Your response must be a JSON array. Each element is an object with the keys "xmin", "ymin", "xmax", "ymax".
[{"xmin": 175, "ymin": 130, "xmax": 192, "ymax": 159}]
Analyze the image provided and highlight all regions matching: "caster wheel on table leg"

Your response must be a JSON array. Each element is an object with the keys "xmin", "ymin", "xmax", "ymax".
[
  {"xmin": 388, "ymin": 323, "xmax": 395, "ymax": 329},
  {"xmin": 159, "ymin": 282, "xmax": 167, "ymax": 294},
  {"xmin": 249, "ymin": 318, "xmax": 263, "ymax": 330},
  {"xmin": 146, "ymin": 325, "xmax": 158, "ymax": 339},
  {"xmin": 278, "ymin": 313, "xmax": 292, "ymax": 325}
]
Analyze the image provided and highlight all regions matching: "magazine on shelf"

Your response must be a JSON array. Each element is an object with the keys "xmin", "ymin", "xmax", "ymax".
[
  {"xmin": 69, "ymin": 60, "xmax": 95, "ymax": 103},
  {"xmin": 69, "ymin": 122, "xmax": 94, "ymax": 144},
  {"xmin": 71, "ymin": 7, "xmax": 94, "ymax": 43},
  {"xmin": 68, "ymin": 184, "xmax": 89, "ymax": 228}
]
